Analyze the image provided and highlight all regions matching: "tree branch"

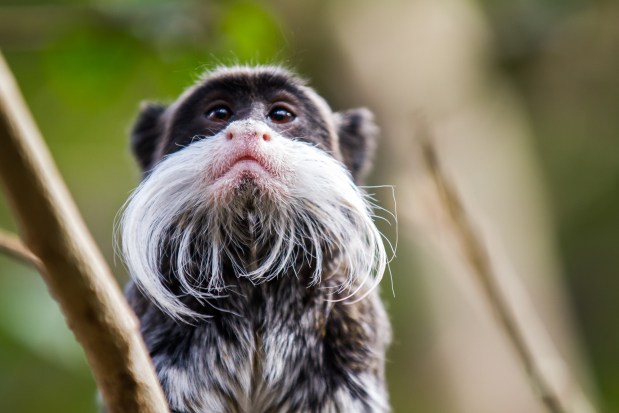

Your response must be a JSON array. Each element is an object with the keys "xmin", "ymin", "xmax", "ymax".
[
  {"xmin": 0, "ymin": 51, "xmax": 169, "ymax": 413},
  {"xmin": 419, "ymin": 135, "xmax": 596, "ymax": 413},
  {"xmin": 0, "ymin": 229, "xmax": 42, "ymax": 269}
]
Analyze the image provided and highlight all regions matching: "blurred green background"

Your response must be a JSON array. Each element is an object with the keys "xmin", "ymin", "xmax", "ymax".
[{"xmin": 0, "ymin": 0, "xmax": 618, "ymax": 412}]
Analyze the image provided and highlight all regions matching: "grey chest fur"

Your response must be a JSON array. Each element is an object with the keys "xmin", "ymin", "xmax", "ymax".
[{"xmin": 126, "ymin": 275, "xmax": 391, "ymax": 413}]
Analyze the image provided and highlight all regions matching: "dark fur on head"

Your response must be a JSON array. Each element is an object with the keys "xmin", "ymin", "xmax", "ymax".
[{"xmin": 119, "ymin": 66, "xmax": 391, "ymax": 413}]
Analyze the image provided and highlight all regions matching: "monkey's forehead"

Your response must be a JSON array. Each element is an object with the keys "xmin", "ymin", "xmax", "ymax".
[
  {"xmin": 193, "ymin": 65, "xmax": 302, "ymax": 96},
  {"xmin": 201, "ymin": 65, "xmax": 307, "ymax": 87},
  {"xmin": 185, "ymin": 65, "xmax": 311, "ymax": 104}
]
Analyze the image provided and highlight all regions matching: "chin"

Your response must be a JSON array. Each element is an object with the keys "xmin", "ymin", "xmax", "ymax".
[{"xmin": 211, "ymin": 161, "xmax": 285, "ymax": 204}]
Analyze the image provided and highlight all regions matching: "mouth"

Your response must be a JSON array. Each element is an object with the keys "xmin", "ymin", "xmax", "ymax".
[
  {"xmin": 234, "ymin": 155, "xmax": 262, "ymax": 166},
  {"xmin": 207, "ymin": 149, "xmax": 289, "ymax": 202},
  {"xmin": 214, "ymin": 151, "xmax": 274, "ymax": 183}
]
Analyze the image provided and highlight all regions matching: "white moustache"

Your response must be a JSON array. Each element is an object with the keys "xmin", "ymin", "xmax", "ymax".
[{"xmin": 119, "ymin": 120, "xmax": 387, "ymax": 320}]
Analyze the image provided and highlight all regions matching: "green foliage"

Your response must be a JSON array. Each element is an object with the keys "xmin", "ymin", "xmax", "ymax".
[
  {"xmin": 218, "ymin": 2, "xmax": 284, "ymax": 63},
  {"xmin": 43, "ymin": 27, "xmax": 144, "ymax": 110}
]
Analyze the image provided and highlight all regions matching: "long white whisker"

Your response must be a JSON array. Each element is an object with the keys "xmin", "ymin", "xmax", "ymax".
[{"xmin": 118, "ymin": 127, "xmax": 394, "ymax": 321}]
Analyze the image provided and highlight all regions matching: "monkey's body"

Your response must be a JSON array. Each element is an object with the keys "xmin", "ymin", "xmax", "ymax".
[{"xmin": 120, "ymin": 66, "xmax": 391, "ymax": 413}]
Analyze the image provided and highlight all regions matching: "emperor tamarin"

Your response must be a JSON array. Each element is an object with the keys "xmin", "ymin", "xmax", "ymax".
[{"xmin": 119, "ymin": 66, "xmax": 392, "ymax": 413}]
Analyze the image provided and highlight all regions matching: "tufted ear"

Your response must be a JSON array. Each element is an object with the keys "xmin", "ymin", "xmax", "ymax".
[
  {"xmin": 131, "ymin": 102, "xmax": 167, "ymax": 173},
  {"xmin": 334, "ymin": 107, "xmax": 379, "ymax": 183}
]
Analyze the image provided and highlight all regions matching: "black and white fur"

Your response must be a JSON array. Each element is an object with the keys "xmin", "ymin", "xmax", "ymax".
[{"xmin": 119, "ymin": 66, "xmax": 391, "ymax": 413}]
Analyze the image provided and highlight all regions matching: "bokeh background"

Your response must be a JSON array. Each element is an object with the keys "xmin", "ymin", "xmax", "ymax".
[{"xmin": 0, "ymin": 0, "xmax": 618, "ymax": 412}]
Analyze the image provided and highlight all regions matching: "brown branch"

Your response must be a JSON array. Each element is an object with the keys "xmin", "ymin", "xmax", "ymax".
[
  {"xmin": 0, "ymin": 52, "xmax": 169, "ymax": 413},
  {"xmin": 0, "ymin": 228, "xmax": 42, "ymax": 269},
  {"xmin": 419, "ymin": 134, "xmax": 596, "ymax": 413}
]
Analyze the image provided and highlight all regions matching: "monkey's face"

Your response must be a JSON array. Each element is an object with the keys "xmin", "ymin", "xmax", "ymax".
[
  {"xmin": 121, "ymin": 67, "xmax": 386, "ymax": 319},
  {"xmin": 132, "ymin": 67, "xmax": 377, "ymax": 184}
]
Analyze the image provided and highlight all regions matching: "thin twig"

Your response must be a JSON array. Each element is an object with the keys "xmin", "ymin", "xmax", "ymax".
[
  {"xmin": 0, "ymin": 229, "xmax": 42, "ymax": 269},
  {"xmin": 419, "ymin": 134, "xmax": 596, "ymax": 413},
  {"xmin": 0, "ymin": 51, "xmax": 169, "ymax": 413}
]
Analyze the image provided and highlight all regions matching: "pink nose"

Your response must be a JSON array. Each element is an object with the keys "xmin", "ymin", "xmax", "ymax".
[{"xmin": 225, "ymin": 122, "xmax": 271, "ymax": 142}]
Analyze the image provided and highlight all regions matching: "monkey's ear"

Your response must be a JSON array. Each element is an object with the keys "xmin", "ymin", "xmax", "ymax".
[
  {"xmin": 334, "ymin": 107, "xmax": 379, "ymax": 183},
  {"xmin": 131, "ymin": 102, "xmax": 167, "ymax": 172}
]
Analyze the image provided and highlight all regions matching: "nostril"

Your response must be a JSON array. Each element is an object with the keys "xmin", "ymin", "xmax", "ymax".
[
  {"xmin": 262, "ymin": 133, "xmax": 271, "ymax": 142},
  {"xmin": 227, "ymin": 132, "xmax": 234, "ymax": 140}
]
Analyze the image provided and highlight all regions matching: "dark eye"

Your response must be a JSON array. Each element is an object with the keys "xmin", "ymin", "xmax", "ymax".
[
  {"xmin": 268, "ymin": 106, "xmax": 295, "ymax": 124},
  {"xmin": 205, "ymin": 105, "xmax": 232, "ymax": 122}
]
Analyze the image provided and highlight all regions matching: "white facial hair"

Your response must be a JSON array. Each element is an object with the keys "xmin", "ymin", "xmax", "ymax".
[{"xmin": 119, "ymin": 121, "xmax": 387, "ymax": 320}]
